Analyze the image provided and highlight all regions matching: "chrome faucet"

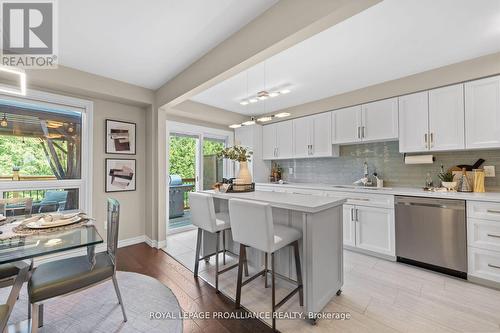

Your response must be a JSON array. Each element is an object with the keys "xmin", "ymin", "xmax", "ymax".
[{"xmin": 353, "ymin": 161, "xmax": 373, "ymax": 186}]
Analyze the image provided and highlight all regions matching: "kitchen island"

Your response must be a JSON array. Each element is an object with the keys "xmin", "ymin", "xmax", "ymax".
[{"xmin": 201, "ymin": 190, "xmax": 345, "ymax": 317}]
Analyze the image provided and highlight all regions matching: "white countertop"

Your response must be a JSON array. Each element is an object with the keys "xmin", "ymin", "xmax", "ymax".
[
  {"xmin": 256, "ymin": 182, "xmax": 500, "ymax": 203},
  {"xmin": 204, "ymin": 190, "xmax": 346, "ymax": 213}
]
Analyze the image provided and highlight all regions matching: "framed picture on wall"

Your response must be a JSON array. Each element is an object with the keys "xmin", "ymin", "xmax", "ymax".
[
  {"xmin": 105, "ymin": 119, "xmax": 136, "ymax": 155},
  {"xmin": 105, "ymin": 159, "xmax": 136, "ymax": 192}
]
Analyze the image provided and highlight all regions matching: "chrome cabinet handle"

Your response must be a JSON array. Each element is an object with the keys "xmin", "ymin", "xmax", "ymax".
[
  {"xmin": 357, "ymin": 127, "xmax": 361, "ymax": 139},
  {"xmin": 424, "ymin": 133, "xmax": 428, "ymax": 149},
  {"xmin": 487, "ymin": 209, "xmax": 500, "ymax": 214},
  {"xmin": 487, "ymin": 233, "xmax": 500, "ymax": 239},
  {"xmin": 276, "ymin": 147, "xmax": 279, "ymax": 157},
  {"xmin": 350, "ymin": 207, "xmax": 355, "ymax": 221},
  {"xmin": 430, "ymin": 132, "xmax": 434, "ymax": 147},
  {"xmin": 355, "ymin": 208, "xmax": 359, "ymax": 222},
  {"xmin": 488, "ymin": 263, "xmax": 500, "ymax": 270},
  {"xmin": 362, "ymin": 126, "xmax": 365, "ymax": 139}
]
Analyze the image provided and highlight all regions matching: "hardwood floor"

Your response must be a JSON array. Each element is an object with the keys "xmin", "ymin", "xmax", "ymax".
[{"xmin": 116, "ymin": 243, "xmax": 275, "ymax": 333}]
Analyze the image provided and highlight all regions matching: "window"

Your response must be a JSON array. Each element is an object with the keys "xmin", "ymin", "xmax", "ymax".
[{"xmin": 0, "ymin": 91, "xmax": 92, "ymax": 216}]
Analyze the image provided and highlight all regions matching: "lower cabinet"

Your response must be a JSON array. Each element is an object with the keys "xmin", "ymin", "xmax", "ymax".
[{"xmin": 343, "ymin": 204, "xmax": 395, "ymax": 257}]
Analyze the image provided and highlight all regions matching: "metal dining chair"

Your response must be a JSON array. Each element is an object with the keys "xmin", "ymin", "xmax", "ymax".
[{"xmin": 27, "ymin": 198, "xmax": 127, "ymax": 332}]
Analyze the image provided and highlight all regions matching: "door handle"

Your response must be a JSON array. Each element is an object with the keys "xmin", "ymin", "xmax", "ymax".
[
  {"xmin": 350, "ymin": 207, "xmax": 355, "ymax": 221},
  {"xmin": 357, "ymin": 127, "xmax": 360, "ymax": 139},
  {"xmin": 361, "ymin": 126, "xmax": 365, "ymax": 139},
  {"xmin": 430, "ymin": 132, "xmax": 434, "ymax": 148},
  {"xmin": 355, "ymin": 208, "xmax": 359, "ymax": 222},
  {"xmin": 488, "ymin": 263, "xmax": 500, "ymax": 270},
  {"xmin": 276, "ymin": 147, "xmax": 279, "ymax": 157},
  {"xmin": 487, "ymin": 233, "xmax": 500, "ymax": 239},
  {"xmin": 424, "ymin": 133, "xmax": 428, "ymax": 149},
  {"xmin": 487, "ymin": 209, "xmax": 500, "ymax": 214}
]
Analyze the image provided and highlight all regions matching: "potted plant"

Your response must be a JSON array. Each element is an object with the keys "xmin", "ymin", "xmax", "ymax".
[
  {"xmin": 438, "ymin": 170, "xmax": 457, "ymax": 191},
  {"xmin": 217, "ymin": 146, "xmax": 253, "ymax": 184}
]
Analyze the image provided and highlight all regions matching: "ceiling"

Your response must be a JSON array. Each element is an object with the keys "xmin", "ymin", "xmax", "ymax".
[
  {"xmin": 58, "ymin": 0, "xmax": 278, "ymax": 89},
  {"xmin": 190, "ymin": 0, "xmax": 500, "ymax": 116}
]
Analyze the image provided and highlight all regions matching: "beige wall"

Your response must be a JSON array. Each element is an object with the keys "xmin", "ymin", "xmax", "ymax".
[{"xmin": 91, "ymin": 99, "xmax": 147, "ymax": 241}]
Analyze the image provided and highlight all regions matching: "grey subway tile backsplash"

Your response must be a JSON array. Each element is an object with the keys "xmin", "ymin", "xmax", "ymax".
[{"xmin": 275, "ymin": 142, "xmax": 500, "ymax": 190}]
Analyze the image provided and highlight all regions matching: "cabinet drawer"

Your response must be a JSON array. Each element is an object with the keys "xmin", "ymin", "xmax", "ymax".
[
  {"xmin": 468, "ymin": 247, "xmax": 500, "ymax": 283},
  {"xmin": 467, "ymin": 201, "xmax": 500, "ymax": 221},
  {"xmin": 468, "ymin": 218, "xmax": 500, "ymax": 252},
  {"xmin": 324, "ymin": 191, "xmax": 394, "ymax": 208}
]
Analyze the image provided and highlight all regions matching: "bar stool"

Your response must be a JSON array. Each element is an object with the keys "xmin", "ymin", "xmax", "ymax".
[
  {"xmin": 228, "ymin": 198, "xmax": 303, "ymax": 331},
  {"xmin": 189, "ymin": 192, "xmax": 246, "ymax": 292}
]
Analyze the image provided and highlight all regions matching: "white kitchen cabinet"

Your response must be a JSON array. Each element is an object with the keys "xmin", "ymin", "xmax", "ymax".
[
  {"xmin": 361, "ymin": 98, "xmax": 398, "ymax": 142},
  {"xmin": 398, "ymin": 91, "xmax": 429, "ymax": 153},
  {"xmin": 235, "ymin": 125, "xmax": 268, "ymax": 183},
  {"xmin": 293, "ymin": 112, "xmax": 335, "ymax": 158},
  {"xmin": 332, "ymin": 105, "xmax": 362, "ymax": 144},
  {"xmin": 292, "ymin": 116, "xmax": 310, "ymax": 158},
  {"xmin": 429, "ymin": 84, "xmax": 465, "ymax": 151},
  {"xmin": 465, "ymin": 75, "xmax": 500, "ymax": 149},
  {"xmin": 355, "ymin": 205, "xmax": 395, "ymax": 257},
  {"xmin": 342, "ymin": 204, "xmax": 356, "ymax": 247},
  {"xmin": 262, "ymin": 121, "xmax": 293, "ymax": 160}
]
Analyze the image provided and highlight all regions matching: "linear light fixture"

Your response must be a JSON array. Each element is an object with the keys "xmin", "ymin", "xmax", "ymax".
[
  {"xmin": 0, "ymin": 66, "xmax": 26, "ymax": 96},
  {"xmin": 228, "ymin": 112, "xmax": 292, "ymax": 129},
  {"xmin": 239, "ymin": 88, "xmax": 291, "ymax": 106}
]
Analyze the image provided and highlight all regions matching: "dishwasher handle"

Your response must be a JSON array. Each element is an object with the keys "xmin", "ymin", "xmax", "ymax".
[{"xmin": 395, "ymin": 196, "xmax": 465, "ymax": 210}]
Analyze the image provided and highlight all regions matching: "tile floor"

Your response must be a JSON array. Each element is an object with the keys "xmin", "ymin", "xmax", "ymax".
[{"xmin": 165, "ymin": 230, "xmax": 500, "ymax": 333}]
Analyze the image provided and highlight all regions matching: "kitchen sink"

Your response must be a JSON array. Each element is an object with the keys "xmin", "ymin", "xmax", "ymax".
[{"xmin": 330, "ymin": 185, "xmax": 392, "ymax": 190}]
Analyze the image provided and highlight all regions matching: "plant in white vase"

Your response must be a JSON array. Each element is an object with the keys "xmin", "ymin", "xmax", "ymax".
[
  {"xmin": 438, "ymin": 170, "xmax": 457, "ymax": 191},
  {"xmin": 217, "ymin": 145, "xmax": 253, "ymax": 184}
]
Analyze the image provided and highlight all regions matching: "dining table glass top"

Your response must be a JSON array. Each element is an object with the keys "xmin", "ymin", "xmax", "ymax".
[{"xmin": 0, "ymin": 217, "xmax": 103, "ymax": 264}]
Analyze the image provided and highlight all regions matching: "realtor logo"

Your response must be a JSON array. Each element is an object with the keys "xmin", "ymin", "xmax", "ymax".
[{"xmin": 1, "ymin": 0, "xmax": 58, "ymax": 68}]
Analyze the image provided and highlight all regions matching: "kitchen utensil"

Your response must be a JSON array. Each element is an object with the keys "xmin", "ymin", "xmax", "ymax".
[
  {"xmin": 457, "ymin": 168, "xmax": 472, "ymax": 192},
  {"xmin": 457, "ymin": 158, "xmax": 485, "ymax": 171},
  {"xmin": 473, "ymin": 169, "xmax": 485, "ymax": 193}
]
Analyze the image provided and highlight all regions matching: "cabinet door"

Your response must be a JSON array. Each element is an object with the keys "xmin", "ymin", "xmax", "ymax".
[
  {"xmin": 311, "ymin": 112, "xmax": 332, "ymax": 157},
  {"xmin": 293, "ymin": 117, "xmax": 311, "ymax": 158},
  {"xmin": 332, "ymin": 105, "xmax": 362, "ymax": 144},
  {"xmin": 429, "ymin": 84, "xmax": 465, "ymax": 151},
  {"xmin": 275, "ymin": 120, "xmax": 293, "ymax": 159},
  {"xmin": 355, "ymin": 206, "xmax": 395, "ymax": 256},
  {"xmin": 361, "ymin": 98, "xmax": 398, "ymax": 142},
  {"xmin": 262, "ymin": 124, "xmax": 276, "ymax": 160},
  {"xmin": 398, "ymin": 91, "xmax": 429, "ymax": 153},
  {"xmin": 342, "ymin": 204, "xmax": 356, "ymax": 247},
  {"xmin": 465, "ymin": 75, "xmax": 500, "ymax": 149}
]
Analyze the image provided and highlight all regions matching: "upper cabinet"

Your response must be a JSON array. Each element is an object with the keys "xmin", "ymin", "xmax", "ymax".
[
  {"xmin": 332, "ymin": 105, "xmax": 361, "ymax": 144},
  {"xmin": 465, "ymin": 75, "xmax": 500, "ymax": 149},
  {"xmin": 331, "ymin": 99, "xmax": 398, "ymax": 145},
  {"xmin": 293, "ymin": 112, "xmax": 336, "ymax": 158},
  {"xmin": 262, "ymin": 120, "xmax": 293, "ymax": 160},
  {"xmin": 399, "ymin": 85, "xmax": 465, "ymax": 153},
  {"xmin": 429, "ymin": 84, "xmax": 465, "ymax": 151},
  {"xmin": 361, "ymin": 98, "xmax": 398, "ymax": 142}
]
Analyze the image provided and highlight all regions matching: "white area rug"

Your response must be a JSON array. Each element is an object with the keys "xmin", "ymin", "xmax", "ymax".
[{"xmin": 0, "ymin": 271, "xmax": 182, "ymax": 333}]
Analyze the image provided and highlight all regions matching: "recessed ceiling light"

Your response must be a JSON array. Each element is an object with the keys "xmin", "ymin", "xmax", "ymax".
[
  {"xmin": 229, "ymin": 124, "xmax": 241, "ymax": 129},
  {"xmin": 269, "ymin": 92, "xmax": 280, "ymax": 97},
  {"xmin": 240, "ymin": 100, "xmax": 249, "ymax": 106},
  {"xmin": 257, "ymin": 95, "xmax": 268, "ymax": 100},
  {"xmin": 242, "ymin": 120, "xmax": 256, "ymax": 126},
  {"xmin": 275, "ymin": 112, "xmax": 291, "ymax": 118},
  {"xmin": 257, "ymin": 116, "xmax": 273, "ymax": 122},
  {"xmin": 249, "ymin": 98, "xmax": 258, "ymax": 103},
  {"xmin": 280, "ymin": 89, "xmax": 291, "ymax": 94}
]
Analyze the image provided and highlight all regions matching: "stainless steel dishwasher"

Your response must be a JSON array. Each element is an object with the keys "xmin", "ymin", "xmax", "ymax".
[{"xmin": 395, "ymin": 196, "xmax": 467, "ymax": 278}]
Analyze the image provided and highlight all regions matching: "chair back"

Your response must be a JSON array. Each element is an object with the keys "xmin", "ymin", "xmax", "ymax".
[
  {"xmin": 189, "ymin": 192, "xmax": 217, "ymax": 233},
  {"xmin": 106, "ymin": 198, "xmax": 120, "ymax": 267},
  {"xmin": 228, "ymin": 198, "xmax": 274, "ymax": 253},
  {"xmin": 0, "ymin": 198, "xmax": 33, "ymax": 217}
]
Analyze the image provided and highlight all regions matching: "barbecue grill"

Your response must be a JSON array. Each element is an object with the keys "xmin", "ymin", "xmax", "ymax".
[{"xmin": 169, "ymin": 175, "xmax": 194, "ymax": 218}]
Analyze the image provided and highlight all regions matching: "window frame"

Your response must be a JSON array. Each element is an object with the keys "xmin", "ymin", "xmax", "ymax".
[{"xmin": 0, "ymin": 87, "xmax": 93, "ymax": 214}]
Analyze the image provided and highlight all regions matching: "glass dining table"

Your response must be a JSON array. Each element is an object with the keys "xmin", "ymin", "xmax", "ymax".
[{"xmin": 0, "ymin": 216, "xmax": 103, "ymax": 331}]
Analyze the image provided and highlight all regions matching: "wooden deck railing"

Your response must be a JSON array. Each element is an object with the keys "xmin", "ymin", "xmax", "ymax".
[
  {"xmin": 182, "ymin": 178, "xmax": 196, "ymax": 209},
  {"xmin": 0, "ymin": 175, "xmax": 57, "ymax": 181}
]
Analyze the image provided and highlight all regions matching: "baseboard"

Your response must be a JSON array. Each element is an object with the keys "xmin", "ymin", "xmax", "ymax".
[
  {"xmin": 144, "ymin": 236, "xmax": 166, "ymax": 249},
  {"xmin": 33, "ymin": 235, "xmax": 148, "ymax": 266}
]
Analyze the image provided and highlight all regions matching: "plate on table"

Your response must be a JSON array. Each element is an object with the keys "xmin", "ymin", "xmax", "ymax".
[{"xmin": 25, "ymin": 213, "xmax": 83, "ymax": 229}]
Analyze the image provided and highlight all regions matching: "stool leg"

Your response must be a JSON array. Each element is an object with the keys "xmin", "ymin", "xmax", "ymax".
[
  {"xmin": 244, "ymin": 246, "xmax": 249, "ymax": 277},
  {"xmin": 215, "ymin": 231, "xmax": 220, "ymax": 293},
  {"xmin": 194, "ymin": 228, "xmax": 202, "ymax": 278},
  {"xmin": 235, "ymin": 244, "xmax": 245, "ymax": 309},
  {"xmin": 271, "ymin": 252, "xmax": 276, "ymax": 331},
  {"xmin": 222, "ymin": 229, "xmax": 226, "ymax": 265},
  {"xmin": 293, "ymin": 241, "xmax": 304, "ymax": 306},
  {"xmin": 264, "ymin": 252, "xmax": 268, "ymax": 288}
]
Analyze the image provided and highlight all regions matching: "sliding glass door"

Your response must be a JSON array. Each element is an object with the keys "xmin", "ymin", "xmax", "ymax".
[{"xmin": 167, "ymin": 125, "xmax": 231, "ymax": 233}]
